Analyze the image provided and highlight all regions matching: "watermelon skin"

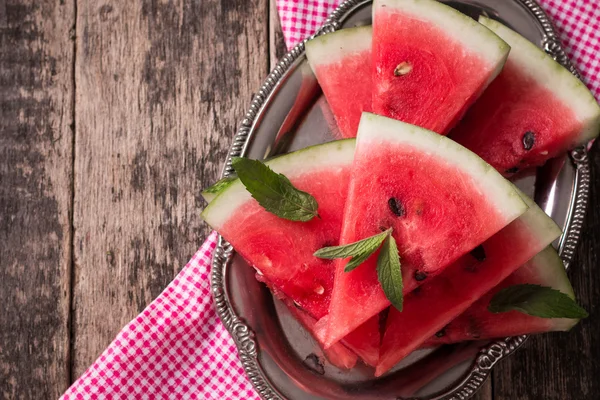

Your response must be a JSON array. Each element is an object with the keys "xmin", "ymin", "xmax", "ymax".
[
  {"xmin": 451, "ymin": 18, "xmax": 600, "ymax": 175},
  {"xmin": 376, "ymin": 194, "xmax": 561, "ymax": 376},
  {"xmin": 202, "ymin": 140, "xmax": 355, "ymax": 320},
  {"xmin": 322, "ymin": 113, "xmax": 527, "ymax": 349},
  {"xmin": 372, "ymin": 0, "xmax": 510, "ymax": 134},
  {"xmin": 422, "ymin": 246, "xmax": 579, "ymax": 348},
  {"xmin": 306, "ymin": 26, "xmax": 373, "ymax": 139}
]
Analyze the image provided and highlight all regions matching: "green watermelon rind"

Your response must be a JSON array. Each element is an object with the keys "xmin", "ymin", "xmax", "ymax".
[
  {"xmin": 202, "ymin": 176, "xmax": 236, "ymax": 203},
  {"xmin": 201, "ymin": 139, "xmax": 356, "ymax": 229},
  {"xmin": 479, "ymin": 16, "xmax": 600, "ymax": 143},
  {"xmin": 527, "ymin": 246, "xmax": 581, "ymax": 331},
  {"xmin": 375, "ymin": 0, "xmax": 511, "ymax": 86},
  {"xmin": 514, "ymin": 188, "xmax": 562, "ymax": 247},
  {"xmin": 306, "ymin": 25, "xmax": 372, "ymax": 67},
  {"xmin": 357, "ymin": 113, "xmax": 529, "ymax": 221}
]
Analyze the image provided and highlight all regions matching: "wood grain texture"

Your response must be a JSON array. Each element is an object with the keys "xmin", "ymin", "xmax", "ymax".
[
  {"xmin": 269, "ymin": 0, "xmax": 287, "ymax": 69},
  {"xmin": 71, "ymin": 0, "xmax": 269, "ymax": 377},
  {"xmin": 0, "ymin": 1, "xmax": 74, "ymax": 398},
  {"xmin": 494, "ymin": 140, "xmax": 600, "ymax": 400}
]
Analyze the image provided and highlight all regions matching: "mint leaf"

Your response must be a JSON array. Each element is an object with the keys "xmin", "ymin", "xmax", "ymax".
[
  {"xmin": 314, "ymin": 228, "xmax": 392, "ymax": 272},
  {"xmin": 377, "ymin": 235, "xmax": 403, "ymax": 311},
  {"xmin": 488, "ymin": 284, "xmax": 588, "ymax": 319},
  {"xmin": 231, "ymin": 157, "xmax": 319, "ymax": 222}
]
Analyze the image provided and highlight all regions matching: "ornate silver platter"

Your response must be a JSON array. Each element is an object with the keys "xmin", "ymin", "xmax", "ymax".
[{"xmin": 211, "ymin": 1, "xmax": 591, "ymax": 399}]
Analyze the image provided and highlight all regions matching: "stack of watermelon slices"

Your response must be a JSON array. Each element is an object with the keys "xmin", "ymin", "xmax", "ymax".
[{"xmin": 202, "ymin": 0, "xmax": 599, "ymax": 377}]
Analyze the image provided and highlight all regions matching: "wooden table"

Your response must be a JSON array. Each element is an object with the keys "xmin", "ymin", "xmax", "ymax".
[{"xmin": 1, "ymin": 1, "xmax": 598, "ymax": 399}]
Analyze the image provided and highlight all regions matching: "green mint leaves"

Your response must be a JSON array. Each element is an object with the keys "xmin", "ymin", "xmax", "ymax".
[
  {"xmin": 314, "ymin": 228, "xmax": 403, "ymax": 311},
  {"xmin": 231, "ymin": 157, "xmax": 319, "ymax": 222},
  {"xmin": 488, "ymin": 284, "xmax": 588, "ymax": 319},
  {"xmin": 377, "ymin": 235, "xmax": 403, "ymax": 311},
  {"xmin": 314, "ymin": 228, "xmax": 392, "ymax": 272}
]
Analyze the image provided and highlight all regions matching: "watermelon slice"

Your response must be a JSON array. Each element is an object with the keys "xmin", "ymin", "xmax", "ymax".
[
  {"xmin": 201, "ymin": 140, "xmax": 382, "ymax": 365},
  {"xmin": 202, "ymin": 140, "xmax": 356, "ymax": 320},
  {"xmin": 372, "ymin": 0, "xmax": 510, "ymax": 134},
  {"xmin": 320, "ymin": 113, "xmax": 528, "ymax": 349},
  {"xmin": 376, "ymin": 193, "xmax": 561, "ymax": 376},
  {"xmin": 451, "ymin": 17, "xmax": 600, "ymax": 175},
  {"xmin": 422, "ymin": 246, "xmax": 580, "ymax": 347},
  {"xmin": 306, "ymin": 26, "xmax": 373, "ymax": 139}
]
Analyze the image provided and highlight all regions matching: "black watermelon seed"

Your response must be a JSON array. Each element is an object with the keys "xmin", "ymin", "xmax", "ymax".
[
  {"xmin": 435, "ymin": 328, "xmax": 446, "ymax": 338},
  {"xmin": 522, "ymin": 131, "xmax": 536, "ymax": 151},
  {"xmin": 303, "ymin": 354, "xmax": 325, "ymax": 375},
  {"xmin": 414, "ymin": 271, "xmax": 428, "ymax": 282},
  {"xmin": 469, "ymin": 245, "xmax": 486, "ymax": 262},
  {"xmin": 388, "ymin": 197, "xmax": 405, "ymax": 217},
  {"xmin": 505, "ymin": 167, "xmax": 519, "ymax": 174},
  {"xmin": 412, "ymin": 286, "xmax": 422, "ymax": 295}
]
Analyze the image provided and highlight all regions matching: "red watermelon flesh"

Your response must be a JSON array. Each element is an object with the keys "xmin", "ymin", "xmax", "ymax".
[
  {"xmin": 306, "ymin": 26, "xmax": 373, "ymax": 139},
  {"xmin": 422, "ymin": 246, "xmax": 579, "ymax": 348},
  {"xmin": 372, "ymin": 0, "xmax": 510, "ymax": 134},
  {"xmin": 202, "ymin": 140, "xmax": 355, "ymax": 320},
  {"xmin": 284, "ymin": 300, "xmax": 358, "ymax": 370},
  {"xmin": 451, "ymin": 18, "xmax": 600, "ymax": 176},
  {"xmin": 283, "ymin": 295, "xmax": 381, "ymax": 367},
  {"xmin": 201, "ymin": 140, "xmax": 381, "ymax": 366},
  {"xmin": 321, "ymin": 113, "xmax": 527, "ymax": 349},
  {"xmin": 376, "ymin": 194, "xmax": 561, "ymax": 376}
]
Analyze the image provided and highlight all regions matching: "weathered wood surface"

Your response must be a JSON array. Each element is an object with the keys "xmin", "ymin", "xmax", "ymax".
[
  {"xmin": 493, "ymin": 141, "xmax": 600, "ymax": 400},
  {"xmin": 0, "ymin": 1, "xmax": 74, "ymax": 399},
  {"xmin": 0, "ymin": 0, "xmax": 599, "ymax": 398},
  {"xmin": 71, "ymin": 0, "xmax": 269, "ymax": 378}
]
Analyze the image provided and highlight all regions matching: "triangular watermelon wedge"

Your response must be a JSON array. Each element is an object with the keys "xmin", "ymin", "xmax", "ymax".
[
  {"xmin": 422, "ymin": 246, "xmax": 580, "ymax": 348},
  {"xmin": 450, "ymin": 17, "xmax": 600, "ymax": 175},
  {"xmin": 201, "ymin": 140, "xmax": 381, "ymax": 365},
  {"xmin": 202, "ymin": 140, "xmax": 356, "ymax": 321},
  {"xmin": 306, "ymin": 26, "xmax": 373, "ymax": 139},
  {"xmin": 372, "ymin": 0, "xmax": 510, "ymax": 134},
  {"xmin": 320, "ymin": 113, "xmax": 528, "ymax": 348},
  {"xmin": 376, "ymin": 193, "xmax": 561, "ymax": 376}
]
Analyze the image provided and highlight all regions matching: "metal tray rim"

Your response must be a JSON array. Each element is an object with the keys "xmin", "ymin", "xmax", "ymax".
[{"xmin": 210, "ymin": 1, "xmax": 592, "ymax": 398}]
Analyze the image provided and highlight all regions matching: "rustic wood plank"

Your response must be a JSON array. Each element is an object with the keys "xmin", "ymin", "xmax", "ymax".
[
  {"xmin": 473, "ymin": 379, "xmax": 493, "ymax": 400},
  {"xmin": 0, "ymin": 1, "xmax": 74, "ymax": 398},
  {"xmin": 269, "ymin": 0, "xmax": 287, "ymax": 69},
  {"xmin": 494, "ymin": 140, "xmax": 600, "ymax": 399},
  {"xmin": 71, "ymin": 0, "xmax": 269, "ymax": 377}
]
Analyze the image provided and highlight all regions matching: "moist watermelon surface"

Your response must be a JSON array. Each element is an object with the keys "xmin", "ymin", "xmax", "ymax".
[
  {"xmin": 372, "ymin": 0, "xmax": 510, "ymax": 134},
  {"xmin": 306, "ymin": 26, "xmax": 373, "ymax": 139},
  {"xmin": 320, "ymin": 113, "xmax": 527, "ymax": 349},
  {"xmin": 201, "ymin": 140, "xmax": 381, "ymax": 365},
  {"xmin": 202, "ymin": 140, "xmax": 356, "ymax": 320},
  {"xmin": 376, "ymin": 194, "xmax": 561, "ymax": 376},
  {"xmin": 423, "ymin": 246, "xmax": 579, "ymax": 347},
  {"xmin": 451, "ymin": 18, "xmax": 600, "ymax": 175}
]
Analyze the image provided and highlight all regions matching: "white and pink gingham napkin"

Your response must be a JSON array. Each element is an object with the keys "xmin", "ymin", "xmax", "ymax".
[{"xmin": 62, "ymin": 1, "xmax": 600, "ymax": 399}]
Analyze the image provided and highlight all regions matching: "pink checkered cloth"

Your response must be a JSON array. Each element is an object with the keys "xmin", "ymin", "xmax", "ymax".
[{"xmin": 62, "ymin": 1, "xmax": 600, "ymax": 399}]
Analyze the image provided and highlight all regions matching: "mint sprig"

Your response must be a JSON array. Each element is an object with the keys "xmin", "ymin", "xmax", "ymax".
[
  {"xmin": 488, "ymin": 284, "xmax": 588, "ymax": 319},
  {"xmin": 314, "ymin": 228, "xmax": 392, "ymax": 272},
  {"xmin": 315, "ymin": 228, "xmax": 404, "ymax": 311},
  {"xmin": 377, "ymin": 235, "xmax": 403, "ymax": 311},
  {"xmin": 231, "ymin": 157, "xmax": 319, "ymax": 222}
]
